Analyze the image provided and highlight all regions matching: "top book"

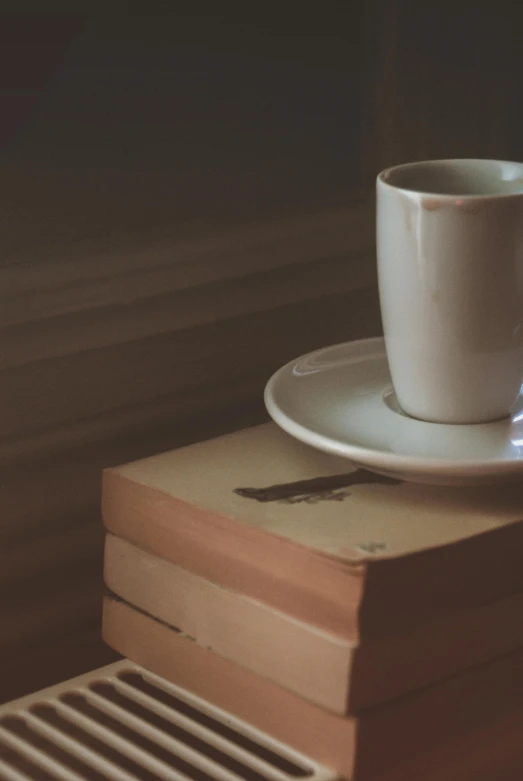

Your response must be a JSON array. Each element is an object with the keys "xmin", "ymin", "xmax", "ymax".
[{"xmin": 102, "ymin": 423, "xmax": 523, "ymax": 640}]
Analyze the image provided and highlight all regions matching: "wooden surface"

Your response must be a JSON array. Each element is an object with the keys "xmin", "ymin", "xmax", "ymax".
[{"xmin": 1, "ymin": 4, "xmax": 523, "ymax": 702}]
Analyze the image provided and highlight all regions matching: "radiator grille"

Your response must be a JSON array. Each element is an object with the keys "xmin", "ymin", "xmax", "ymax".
[{"xmin": 0, "ymin": 662, "xmax": 336, "ymax": 781}]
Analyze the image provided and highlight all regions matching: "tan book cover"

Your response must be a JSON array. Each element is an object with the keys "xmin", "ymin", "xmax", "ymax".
[
  {"xmin": 105, "ymin": 532, "xmax": 523, "ymax": 713},
  {"xmin": 103, "ymin": 597, "xmax": 523, "ymax": 781},
  {"xmin": 102, "ymin": 423, "xmax": 523, "ymax": 638}
]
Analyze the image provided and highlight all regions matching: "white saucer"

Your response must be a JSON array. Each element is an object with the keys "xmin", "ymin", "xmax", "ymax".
[{"xmin": 264, "ymin": 337, "xmax": 523, "ymax": 485}]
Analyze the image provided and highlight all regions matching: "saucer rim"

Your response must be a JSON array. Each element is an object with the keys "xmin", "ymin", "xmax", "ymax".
[{"xmin": 264, "ymin": 336, "xmax": 523, "ymax": 479}]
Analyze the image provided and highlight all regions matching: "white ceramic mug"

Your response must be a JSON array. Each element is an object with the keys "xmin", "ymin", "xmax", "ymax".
[{"xmin": 377, "ymin": 159, "xmax": 523, "ymax": 424}]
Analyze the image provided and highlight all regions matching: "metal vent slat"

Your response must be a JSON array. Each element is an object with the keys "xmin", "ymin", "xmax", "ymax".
[
  {"xmin": 0, "ymin": 662, "xmax": 336, "ymax": 781},
  {"xmin": 104, "ymin": 676, "xmax": 298, "ymax": 781},
  {"xmin": 133, "ymin": 669, "xmax": 314, "ymax": 778},
  {"xmin": 0, "ymin": 725, "xmax": 88, "ymax": 781},
  {"xmin": 49, "ymin": 699, "xmax": 206, "ymax": 781},
  {"xmin": 79, "ymin": 686, "xmax": 256, "ymax": 781},
  {"xmin": 22, "ymin": 712, "xmax": 142, "ymax": 781},
  {"xmin": 0, "ymin": 756, "xmax": 34, "ymax": 781}
]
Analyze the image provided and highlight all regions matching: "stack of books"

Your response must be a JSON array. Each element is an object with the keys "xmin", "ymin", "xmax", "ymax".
[{"xmin": 101, "ymin": 424, "xmax": 523, "ymax": 779}]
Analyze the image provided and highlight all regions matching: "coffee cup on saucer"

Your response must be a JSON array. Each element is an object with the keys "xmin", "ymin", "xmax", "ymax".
[{"xmin": 377, "ymin": 159, "xmax": 523, "ymax": 425}]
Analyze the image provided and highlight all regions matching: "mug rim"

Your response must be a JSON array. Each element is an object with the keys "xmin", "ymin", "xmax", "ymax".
[{"xmin": 377, "ymin": 158, "xmax": 523, "ymax": 200}]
